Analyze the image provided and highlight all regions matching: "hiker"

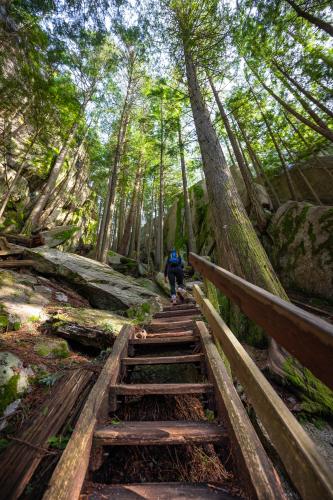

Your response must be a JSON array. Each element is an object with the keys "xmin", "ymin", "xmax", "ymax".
[{"xmin": 164, "ymin": 248, "xmax": 185, "ymax": 304}]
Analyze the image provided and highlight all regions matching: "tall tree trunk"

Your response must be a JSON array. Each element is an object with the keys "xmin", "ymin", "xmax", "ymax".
[
  {"xmin": 135, "ymin": 183, "xmax": 144, "ymax": 262},
  {"xmin": 249, "ymin": 86, "xmax": 298, "ymax": 200},
  {"xmin": 209, "ymin": 76, "xmax": 267, "ymax": 231},
  {"xmin": 119, "ymin": 159, "xmax": 143, "ymax": 256},
  {"xmin": 234, "ymin": 116, "xmax": 281, "ymax": 209},
  {"xmin": 272, "ymin": 60, "xmax": 333, "ymax": 119},
  {"xmin": 183, "ymin": 47, "xmax": 289, "ymax": 374},
  {"xmin": 23, "ymin": 121, "xmax": 79, "ymax": 232},
  {"xmin": 249, "ymin": 66, "xmax": 333, "ymax": 143},
  {"xmin": 285, "ymin": 0, "xmax": 333, "ymax": 37},
  {"xmin": 178, "ymin": 118, "xmax": 196, "ymax": 252},
  {"xmin": 156, "ymin": 100, "xmax": 165, "ymax": 271},
  {"xmin": 0, "ymin": 127, "xmax": 41, "ymax": 219},
  {"xmin": 116, "ymin": 191, "xmax": 126, "ymax": 253}
]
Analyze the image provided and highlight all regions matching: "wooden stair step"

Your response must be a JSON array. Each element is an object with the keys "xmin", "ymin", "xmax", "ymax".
[
  {"xmin": 82, "ymin": 482, "xmax": 237, "ymax": 499},
  {"xmin": 163, "ymin": 303, "xmax": 199, "ymax": 312},
  {"xmin": 129, "ymin": 334, "xmax": 197, "ymax": 345},
  {"xmin": 154, "ymin": 308, "xmax": 200, "ymax": 318},
  {"xmin": 146, "ymin": 331, "xmax": 195, "ymax": 338},
  {"xmin": 94, "ymin": 421, "xmax": 226, "ymax": 446},
  {"xmin": 112, "ymin": 383, "xmax": 213, "ymax": 396},
  {"xmin": 147, "ymin": 319, "xmax": 194, "ymax": 332},
  {"xmin": 122, "ymin": 354, "xmax": 204, "ymax": 365},
  {"xmin": 152, "ymin": 314, "xmax": 199, "ymax": 323}
]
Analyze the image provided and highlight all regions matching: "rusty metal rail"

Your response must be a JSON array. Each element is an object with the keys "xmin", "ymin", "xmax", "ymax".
[{"xmin": 189, "ymin": 252, "xmax": 333, "ymax": 390}]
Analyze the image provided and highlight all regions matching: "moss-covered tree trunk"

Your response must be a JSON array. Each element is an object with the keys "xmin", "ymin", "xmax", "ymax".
[
  {"xmin": 178, "ymin": 118, "xmax": 196, "ymax": 253},
  {"xmin": 183, "ymin": 47, "xmax": 290, "ymax": 373},
  {"xmin": 156, "ymin": 100, "xmax": 165, "ymax": 271}
]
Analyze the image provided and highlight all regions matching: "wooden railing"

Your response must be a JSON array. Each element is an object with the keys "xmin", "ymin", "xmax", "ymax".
[
  {"xmin": 189, "ymin": 253, "xmax": 333, "ymax": 500},
  {"xmin": 189, "ymin": 252, "xmax": 333, "ymax": 390}
]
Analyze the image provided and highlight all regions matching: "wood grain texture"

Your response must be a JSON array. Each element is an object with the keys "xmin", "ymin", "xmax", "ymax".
[
  {"xmin": 42, "ymin": 325, "xmax": 134, "ymax": 500},
  {"xmin": 194, "ymin": 286, "xmax": 333, "ymax": 500},
  {"xmin": 129, "ymin": 335, "xmax": 196, "ymax": 345},
  {"xmin": 189, "ymin": 253, "xmax": 333, "ymax": 390},
  {"xmin": 197, "ymin": 320, "xmax": 285, "ymax": 499},
  {"xmin": 94, "ymin": 421, "xmax": 227, "ymax": 446},
  {"xmin": 122, "ymin": 354, "xmax": 204, "ymax": 365},
  {"xmin": 113, "ymin": 382, "xmax": 213, "ymax": 396}
]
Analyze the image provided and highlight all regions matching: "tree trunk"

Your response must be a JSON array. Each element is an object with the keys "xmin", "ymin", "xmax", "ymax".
[
  {"xmin": 0, "ymin": 127, "xmax": 41, "ymax": 219},
  {"xmin": 135, "ymin": 185, "xmax": 144, "ymax": 262},
  {"xmin": 234, "ymin": 116, "xmax": 281, "ymax": 209},
  {"xmin": 250, "ymin": 67, "xmax": 333, "ymax": 143},
  {"xmin": 285, "ymin": 0, "xmax": 333, "ymax": 37},
  {"xmin": 178, "ymin": 118, "xmax": 196, "ymax": 252},
  {"xmin": 156, "ymin": 100, "xmax": 164, "ymax": 271},
  {"xmin": 249, "ymin": 86, "xmax": 298, "ymax": 200},
  {"xmin": 119, "ymin": 159, "xmax": 143, "ymax": 256},
  {"xmin": 272, "ymin": 60, "xmax": 333, "ymax": 119},
  {"xmin": 116, "ymin": 191, "xmax": 126, "ymax": 253},
  {"xmin": 23, "ymin": 121, "xmax": 79, "ymax": 232},
  {"xmin": 183, "ymin": 47, "xmax": 288, "ymax": 374},
  {"xmin": 209, "ymin": 76, "xmax": 267, "ymax": 231}
]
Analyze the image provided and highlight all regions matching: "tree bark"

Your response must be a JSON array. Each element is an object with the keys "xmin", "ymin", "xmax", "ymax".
[
  {"xmin": 119, "ymin": 159, "xmax": 143, "ymax": 256},
  {"xmin": 183, "ymin": 47, "xmax": 288, "ymax": 374},
  {"xmin": 156, "ymin": 99, "xmax": 165, "ymax": 271},
  {"xmin": 249, "ymin": 86, "xmax": 298, "ymax": 200},
  {"xmin": 234, "ymin": 116, "xmax": 281, "ymax": 209},
  {"xmin": 209, "ymin": 76, "xmax": 267, "ymax": 231},
  {"xmin": 178, "ymin": 118, "xmax": 196, "ymax": 252},
  {"xmin": 252, "ymin": 69, "xmax": 333, "ymax": 143},
  {"xmin": 23, "ymin": 121, "xmax": 79, "ymax": 232},
  {"xmin": 272, "ymin": 60, "xmax": 333, "ymax": 120},
  {"xmin": 285, "ymin": 0, "xmax": 333, "ymax": 37}
]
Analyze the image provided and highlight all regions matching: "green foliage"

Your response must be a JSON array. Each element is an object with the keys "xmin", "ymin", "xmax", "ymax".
[{"xmin": 0, "ymin": 374, "xmax": 19, "ymax": 416}]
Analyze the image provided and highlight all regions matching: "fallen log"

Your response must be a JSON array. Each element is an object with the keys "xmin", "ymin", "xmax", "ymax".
[
  {"xmin": 0, "ymin": 236, "xmax": 24, "ymax": 256},
  {"xmin": 0, "ymin": 259, "xmax": 35, "ymax": 268},
  {"xmin": 0, "ymin": 233, "xmax": 42, "ymax": 247},
  {"xmin": 0, "ymin": 368, "xmax": 94, "ymax": 500},
  {"xmin": 55, "ymin": 323, "xmax": 116, "ymax": 350}
]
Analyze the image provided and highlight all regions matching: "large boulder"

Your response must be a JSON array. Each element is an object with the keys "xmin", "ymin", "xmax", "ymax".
[
  {"xmin": 26, "ymin": 247, "xmax": 161, "ymax": 312},
  {"xmin": 39, "ymin": 225, "xmax": 79, "ymax": 248},
  {"xmin": 267, "ymin": 201, "xmax": 333, "ymax": 299}
]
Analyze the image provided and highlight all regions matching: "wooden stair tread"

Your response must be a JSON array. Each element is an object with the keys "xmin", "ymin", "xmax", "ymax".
[
  {"xmin": 94, "ymin": 420, "xmax": 226, "ymax": 446},
  {"xmin": 148, "ymin": 319, "xmax": 194, "ymax": 332},
  {"xmin": 154, "ymin": 308, "xmax": 200, "ymax": 318},
  {"xmin": 129, "ymin": 335, "xmax": 197, "ymax": 345},
  {"xmin": 122, "ymin": 354, "xmax": 204, "ymax": 365},
  {"xmin": 112, "ymin": 383, "xmax": 213, "ymax": 395},
  {"xmin": 163, "ymin": 303, "xmax": 199, "ymax": 312},
  {"xmin": 152, "ymin": 314, "xmax": 199, "ymax": 323},
  {"xmin": 82, "ymin": 482, "xmax": 237, "ymax": 499}
]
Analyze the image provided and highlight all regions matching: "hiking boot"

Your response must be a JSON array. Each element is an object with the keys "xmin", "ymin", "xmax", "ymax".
[{"xmin": 171, "ymin": 294, "xmax": 177, "ymax": 305}]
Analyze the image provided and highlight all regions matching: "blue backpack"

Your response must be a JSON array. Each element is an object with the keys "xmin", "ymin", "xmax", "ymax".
[{"xmin": 169, "ymin": 250, "xmax": 179, "ymax": 265}]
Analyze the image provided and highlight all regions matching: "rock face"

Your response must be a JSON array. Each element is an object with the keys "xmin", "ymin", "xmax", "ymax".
[
  {"xmin": 26, "ymin": 247, "xmax": 161, "ymax": 312},
  {"xmin": 40, "ymin": 226, "xmax": 79, "ymax": 248},
  {"xmin": 267, "ymin": 201, "xmax": 333, "ymax": 299}
]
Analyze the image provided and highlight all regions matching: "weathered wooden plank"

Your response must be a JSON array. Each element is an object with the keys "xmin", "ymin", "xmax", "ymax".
[
  {"xmin": 194, "ymin": 286, "xmax": 333, "ymax": 500},
  {"xmin": 163, "ymin": 303, "xmax": 200, "ymax": 312},
  {"xmin": 122, "ymin": 354, "xmax": 204, "ymax": 365},
  {"xmin": 129, "ymin": 335, "xmax": 196, "ymax": 345},
  {"xmin": 151, "ymin": 314, "xmax": 200, "ymax": 323},
  {"xmin": 81, "ymin": 482, "xmax": 237, "ymax": 499},
  {"xmin": 94, "ymin": 421, "xmax": 227, "ymax": 446},
  {"xmin": 42, "ymin": 324, "xmax": 134, "ymax": 500},
  {"xmin": 113, "ymin": 382, "xmax": 213, "ymax": 396},
  {"xmin": 189, "ymin": 253, "xmax": 333, "ymax": 390},
  {"xmin": 147, "ymin": 319, "xmax": 194, "ymax": 332},
  {"xmin": 0, "ymin": 259, "xmax": 35, "ymax": 268},
  {"xmin": 154, "ymin": 308, "xmax": 200, "ymax": 318},
  {"xmin": 0, "ymin": 369, "xmax": 93, "ymax": 500},
  {"xmin": 197, "ymin": 320, "xmax": 285, "ymax": 499},
  {"xmin": 146, "ymin": 331, "xmax": 196, "ymax": 338}
]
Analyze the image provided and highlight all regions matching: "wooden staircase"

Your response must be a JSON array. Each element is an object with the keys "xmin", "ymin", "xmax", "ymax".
[{"xmin": 41, "ymin": 256, "xmax": 333, "ymax": 500}]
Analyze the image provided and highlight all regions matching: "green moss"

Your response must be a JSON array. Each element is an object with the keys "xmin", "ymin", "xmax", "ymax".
[
  {"xmin": 12, "ymin": 322, "xmax": 21, "ymax": 331},
  {"xmin": 54, "ymin": 227, "xmax": 79, "ymax": 242},
  {"xmin": 28, "ymin": 315, "xmax": 40, "ymax": 323},
  {"xmin": 126, "ymin": 302, "xmax": 152, "ymax": 324},
  {"xmin": 35, "ymin": 340, "xmax": 70, "ymax": 359},
  {"xmin": 284, "ymin": 357, "xmax": 333, "ymax": 417},
  {"xmin": 0, "ymin": 374, "xmax": 19, "ymax": 415},
  {"xmin": 0, "ymin": 315, "xmax": 9, "ymax": 330}
]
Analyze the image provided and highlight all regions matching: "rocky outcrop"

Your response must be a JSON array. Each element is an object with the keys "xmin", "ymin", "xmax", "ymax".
[
  {"xmin": 108, "ymin": 251, "xmax": 148, "ymax": 277},
  {"xmin": 267, "ymin": 201, "xmax": 333, "ymax": 299},
  {"xmin": 39, "ymin": 225, "xmax": 79, "ymax": 248},
  {"xmin": 26, "ymin": 247, "xmax": 161, "ymax": 312}
]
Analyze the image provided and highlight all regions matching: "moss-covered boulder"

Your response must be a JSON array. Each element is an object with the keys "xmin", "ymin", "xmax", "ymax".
[
  {"xmin": 34, "ymin": 339, "xmax": 70, "ymax": 358},
  {"xmin": 108, "ymin": 251, "xmax": 148, "ymax": 278},
  {"xmin": 267, "ymin": 201, "xmax": 333, "ymax": 300},
  {"xmin": 0, "ymin": 352, "xmax": 33, "ymax": 415},
  {"xmin": 40, "ymin": 225, "xmax": 79, "ymax": 248},
  {"xmin": 26, "ymin": 247, "xmax": 161, "ymax": 312},
  {"xmin": 51, "ymin": 306, "xmax": 131, "ymax": 335}
]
